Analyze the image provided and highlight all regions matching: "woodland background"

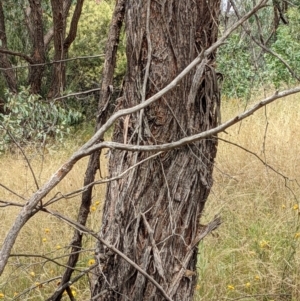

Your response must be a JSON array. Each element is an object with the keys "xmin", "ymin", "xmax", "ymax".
[{"xmin": 0, "ymin": 0, "xmax": 300, "ymax": 300}]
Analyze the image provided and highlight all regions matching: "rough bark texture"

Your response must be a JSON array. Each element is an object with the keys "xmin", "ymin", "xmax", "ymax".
[
  {"xmin": 0, "ymin": 1, "xmax": 17, "ymax": 93},
  {"xmin": 91, "ymin": 1, "xmax": 221, "ymax": 300}
]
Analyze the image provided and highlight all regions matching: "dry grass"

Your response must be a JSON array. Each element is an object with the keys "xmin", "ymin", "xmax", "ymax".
[
  {"xmin": 0, "ymin": 132, "xmax": 107, "ymax": 300},
  {"xmin": 195, "ymin": 93, "xmax": 300, "ymax": 301},
  {"xmin": 0, "ymin": 94, "xmax": 300, "ymax": 300}
]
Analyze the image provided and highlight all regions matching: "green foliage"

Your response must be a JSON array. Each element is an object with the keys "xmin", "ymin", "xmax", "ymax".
[
  {"xmin": 217, "ymin": 3, "xmax": 300, "ymax": 99},
  {"xmin": 0, "ymin": 87, "xmax": 83, "ymax": 152},
  {"xmin": 67, "ymin": 0, "xmax": 124, "ymax": 90},
  {"xmin": 217, "ymin": 33, "xmax": 266, "ymax": 99},
  {"xmin": 266, "ymin": 7, "xmax": 300, "ymax": 87}
]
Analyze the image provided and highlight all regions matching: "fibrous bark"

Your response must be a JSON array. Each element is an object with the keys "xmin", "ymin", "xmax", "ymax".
[
  {"xmin": 91, "ymin": 1, "xmax": 221, "ymax": 300},
  {"xmin": 0, "ymin": 0, "xmax": 17, "ymax": 93}
]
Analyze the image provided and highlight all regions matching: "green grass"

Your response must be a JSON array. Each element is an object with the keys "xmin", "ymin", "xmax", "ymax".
[{"xmin": 0, "ymin": 93, "xmax": 300, "ymax": 300}]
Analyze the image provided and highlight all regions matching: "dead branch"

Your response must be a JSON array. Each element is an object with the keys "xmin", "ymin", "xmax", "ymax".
[
  {"xmin": 43, "ymin": 208, "xmax": 174, "ymax": 301},
  {"xmin": 0, "ymin": 0, "xmax": 283, "ymax": 277}
]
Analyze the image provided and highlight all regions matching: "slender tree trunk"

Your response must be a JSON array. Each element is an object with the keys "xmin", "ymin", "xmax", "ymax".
[
  {"xmin": 45, "ymin": 1, "xmax": 126, "ymax": 300},
  {"xmin": 0, "ymin": 1, "xmax": 17, "ymax": 93},
  {"xmin": 91, "ymin": 1, "xmax": 221, "ymax": 300},
  {"xmin": 27, "ymin": 0, "xmax": 46, "ymax": 94},
  {"xmin": 48, "ymin": 0, "xmax": 83, "ymax": 98},
  {"xmin": 48, "ymin": 0, "xmax": 66, "ymax": 98}
]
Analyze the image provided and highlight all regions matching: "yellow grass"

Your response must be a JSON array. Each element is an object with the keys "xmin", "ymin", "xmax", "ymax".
[
  {"xmin": 0, "ymin": 93, "xmax": 300, "ymax": 300},
  {"xmin": 0, "ymin": 132, "xmax": 106, "ymax": 300},
  {"xmin": 196, "ymin": 93, "xmax": 300, "ymax": 301}
]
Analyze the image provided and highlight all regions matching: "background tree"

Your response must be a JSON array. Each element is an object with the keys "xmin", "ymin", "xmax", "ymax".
[{"xmin": 0, "ymin": 0, "xmax": 84, "ymax": 97}]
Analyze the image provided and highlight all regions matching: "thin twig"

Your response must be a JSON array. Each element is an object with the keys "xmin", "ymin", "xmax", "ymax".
[
  {"xmin": 44, "ymin": 151, "xmax": 163, "ymax": 207},
  {"xmin": 0, "ymin": 183, "xmax": 26, "ymax": 201},
  {"xmin": 0, "ymin": 0, "xmax": 283, "ymax": 276},
  {"xmin": 0, "ymin": 200, "xmax": 23, "ymax": 207},
  {"xmin": 12, "ymin": 276, "xmax": 61, "ymax": 301},
  {"xmin": 5, "ymin": 129, "xmax": 39, "ymax": 190},
  {"xmin": 44, "ymin": 209, "xmax": 174, "ymax": 301},
  {"xmin": 0, "ymin": 54, "xmax": 105, "ymax": 71}
]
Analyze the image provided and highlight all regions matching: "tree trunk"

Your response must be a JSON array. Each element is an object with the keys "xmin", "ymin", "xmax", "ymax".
[
  {"xmin": 0, "ymin": 1, "xmax": 17, "ymax": 93},
  {"xmin": 27, "ymin": 0, "xmax": 46, "ymax": 94},
  {"xmin": 47, "ymin": 0, "xmax": 83, "ymax": 98},
  {"xmin": 45, "ymin": 1, "xmax": 126, "ymax": 300},
  {"xmin": 91, "ymin": 1, "xmax": 221, "ymax": 300}
]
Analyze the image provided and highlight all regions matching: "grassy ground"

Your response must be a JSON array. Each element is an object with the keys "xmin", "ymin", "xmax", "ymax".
[
  {"xmin": 0, "ymin": 93, "xmax": 300, "ymax": 300},
  {"xmin": 195, "ymin": 93, "xmax": 300, "ymax": 301},
  {"xmin": 0, "ymin": 129, "xmax": 106, "ymax": 300}
]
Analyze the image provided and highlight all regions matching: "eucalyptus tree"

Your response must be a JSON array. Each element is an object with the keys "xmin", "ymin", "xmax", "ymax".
[
  {"xmin": 0, "ymin": 1, "xmax": 297, "ymax": 301},
  {"xmin": 0, "ymin": 0, "xmax": 84, "ymax": 97}
]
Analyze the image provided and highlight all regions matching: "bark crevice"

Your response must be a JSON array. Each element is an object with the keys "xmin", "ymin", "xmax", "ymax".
[{"xmin": 91, "ymin": 1, "xmax": 221, "ymax": 300}]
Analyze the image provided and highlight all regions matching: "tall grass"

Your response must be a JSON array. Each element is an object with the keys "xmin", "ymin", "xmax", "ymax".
[
  {"xmin": 0, "ymin": 131, "xmax": 106, "ymax": 300},
  {"xmin": 0, "ymin": 94, "xmax": 300, "ymax": 300},
  {"xmin": 196, "ymin": 94, "xmax": 300, "ymax": 301}
]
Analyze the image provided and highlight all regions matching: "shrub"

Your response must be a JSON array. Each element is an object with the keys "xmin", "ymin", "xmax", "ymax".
[{"xmin": 0, "ymin": 87, "xmax": 83, "ymax": 152}]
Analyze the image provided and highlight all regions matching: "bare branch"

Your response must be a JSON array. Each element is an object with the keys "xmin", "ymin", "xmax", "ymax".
[
  {"xmin": 0, "ymin": 48, "xmax": 33, "ymax": 63},
  {"xmin": 86, "ymin": 87, "xmax": 300, "ymax": 154},
  {"xmin": 0, "ymin": 0, "xmax": 283, "ymax": 277},
  {"xmin": 230, "ymin": 0, "xmax": 300, "ymax": 80},
  {"xmin": 12, "ymin": 276, "xmax": 62, "ymax": 301},
  {"xmin": 44, "ymin": 151, "xmax": 163, "ymax": 207},
  {"xmin": 64, "ymin": 0, "xmax": 84, "ymax": 48},
  {"xmin": 53, "ymin": 87, "xmax": 101, "ymax": 101},
  {"xmin": 5, "ymin": 129, "xmax": 39, "ymax": 190},
  {"xmin": 0, "ymin": 200, "xmax": 23, "ymax": 208},
  {"xmin": 217, "ymin": 137, "xmax": 300, "ymax": 200},
  {"xmin": 44, "ymin": 264, "xmax": 97, "ymax": 301},
  {"xmin": 0, "ymin": 183, "xmax": 26, "ymax": 201},
  {"xmin": 44, "ymin": 209, "xmax": 174, "ymax": 301},
  {"xmin": 0, "ymin": 54, "xmax": 105, "ymax": 71},
  {"xmin": 10, "ymin": 252, "xmax": 92, "ymax": 273}
]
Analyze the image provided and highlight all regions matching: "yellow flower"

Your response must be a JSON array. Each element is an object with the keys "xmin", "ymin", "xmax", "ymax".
[
  {"xmin": 95, "ymin": 201, "xmax": 100, "ymax": 206},
  {"xmin": 293, "ymin": 204, "xmax": 299, "ymax": 210},
  {"xmin": 90, "ymin": 206, "xmax": 96, "ymax": 212},
  {"xmin": 71, "ymin": 290, "xmax": 77, "ymax": 297},
  {"xmin": 227, "ymin": 285, "xmax": 235, "ymax": 290},
  {"xmin": 30, "ymin": 271, "xmax": 35, "ymax": 277},
  {"xmin": 282, "ymin": 204, "xmax": 286, "ymax": 209},
  {"xmin": 42, "ymin": 238, "xmax": 47, "ymax": 243},
  {"xmin": 44, "ymin": 228, "xmax": 50, "ymax": 234},
  {"xmin": 14, "ymin": 292, "xmax": 18, "ymax": 297},
  {"xmin": 255, "ymin": 275, "xmax": 260, "ymax": 281},
  {"xmin": 245, "ymin": 282, "xmax": 251, "ymax": 288},
  {"xmin": 56, "ymin": 245, "xmax": 61, "ymax": 250},
  {"xmin": 259, "ymin": 240, "xmax": 270, "ymax": 249},
  {"xmin": 88, "ymin": 259, "xmax": 95, "ymax": 266},
  {"xmin": 195, "ymin": 284, "xmax": 200, "ymax": 290},
  {"xmin": 0, "ymin": 293, "xmax": 4, "ymax": 298},
  {"xmin": 294, "ymin": 232, "xmax": 300, "ymax": 239}
]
